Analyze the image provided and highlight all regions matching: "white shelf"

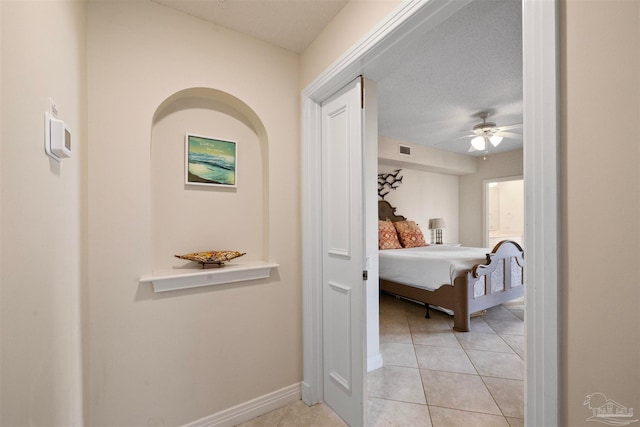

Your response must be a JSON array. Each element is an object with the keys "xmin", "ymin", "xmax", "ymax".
[{"xmin": 139, "ymin": 261, "xmax": 279, "ymax": 293}]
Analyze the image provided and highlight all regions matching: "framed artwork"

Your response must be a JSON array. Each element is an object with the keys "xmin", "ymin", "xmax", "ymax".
[{"xmin": 185, "ymin": 134, "xmax": 237, "ymax": 187}]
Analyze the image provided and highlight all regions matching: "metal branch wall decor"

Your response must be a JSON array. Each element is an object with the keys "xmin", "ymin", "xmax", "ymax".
[{"xmin": 378, "ymin": 169, "xmax": 403, "ymax": 200}]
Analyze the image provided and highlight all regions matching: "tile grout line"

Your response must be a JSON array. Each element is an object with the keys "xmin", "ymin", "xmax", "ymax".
[
  {"xmin": 411, "ymin": 307, "xmax": 435, "ymax": 427},
  {"xmin": 379, "ymin": 295, "xmax": 524, "ymax": 426},
  {"xmin": 423, "ymin": 306, "xmax": 521, "ymax": 425}
]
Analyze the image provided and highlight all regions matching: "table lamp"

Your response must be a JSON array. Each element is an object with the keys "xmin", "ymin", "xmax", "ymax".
[{"xmin": 429, "ymin": 218, "xmax": 446, "ymax": 244}]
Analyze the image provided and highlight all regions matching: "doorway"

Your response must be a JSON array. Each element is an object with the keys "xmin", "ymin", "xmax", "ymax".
[
  {"xmin": 302, "ymin": 1, "xmax": 560, "ymax": 425},
  {"xmin": 484, "ymin": 176, "xmax": 524, "ymax": 248}
]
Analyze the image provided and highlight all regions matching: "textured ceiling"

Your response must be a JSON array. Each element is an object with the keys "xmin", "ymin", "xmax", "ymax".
[
  {"xmin": 154, "ymin": 0, "xmax": 523, "ymax": 157},
  {"xmin": 151, "ymin": 0, "xmax": 348, "ymax": 53},
  {"xmin": 366, "ymin": 0, "xmax": 523, "ymax": 156}
]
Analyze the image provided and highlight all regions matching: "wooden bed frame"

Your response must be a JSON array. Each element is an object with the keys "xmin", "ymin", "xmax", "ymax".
[{"xmin": 378, "ymin": 200, "xmax": 524, "ymax": 332}]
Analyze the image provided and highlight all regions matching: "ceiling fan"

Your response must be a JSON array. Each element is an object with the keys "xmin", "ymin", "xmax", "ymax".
[{"xmin": 463, "ymin": 112, "xmax": 522, "ymax": 153}]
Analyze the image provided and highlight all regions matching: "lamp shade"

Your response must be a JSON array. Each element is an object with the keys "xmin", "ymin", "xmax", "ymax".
[
  {"xmin": 428, "ymin": 218, "xmax": 446, "ymax": 229},
  {"xmin": 471, "ymin": 136, "xmax": 486, "ymax": 151},
  {"xmin": 489, "ymin": 135, "xmax": 503, "ymax": 147}
]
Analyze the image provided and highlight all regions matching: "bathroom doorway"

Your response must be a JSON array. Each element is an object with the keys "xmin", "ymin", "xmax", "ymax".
[{"xmin": 484, "ymin": 176, "xmax": 524, "ymax": 248}]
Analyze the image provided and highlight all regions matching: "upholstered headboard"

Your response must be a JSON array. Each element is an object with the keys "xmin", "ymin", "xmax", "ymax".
[{"xmin": 378, "ymin": 200, "xmax": 406, "ymax": 222}]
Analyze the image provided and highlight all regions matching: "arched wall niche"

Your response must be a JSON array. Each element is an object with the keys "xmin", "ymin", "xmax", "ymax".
[{"xmin": 150, "ymin": 87, "xmax": 270, "ymax": 271}]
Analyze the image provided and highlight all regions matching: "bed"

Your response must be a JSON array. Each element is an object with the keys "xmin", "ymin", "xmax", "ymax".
[{"xmin": 378, "ymin": 200, "xmax": 524, "ymax": 332}]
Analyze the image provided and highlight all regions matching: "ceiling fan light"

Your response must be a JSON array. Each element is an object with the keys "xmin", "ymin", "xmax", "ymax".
[
  {"xmin": 471, "ymin": 136, "xmax": 486, "ymax": 151},
  {"xmin": 489, "ymin": 135, "xmax": 503, "ymax": 147}
]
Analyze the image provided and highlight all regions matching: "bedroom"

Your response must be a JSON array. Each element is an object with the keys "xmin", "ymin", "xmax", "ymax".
[
  {"xmin": 373, "ymin": 155, "xmax": 525, "ymax": 425},
  {"xmin": 369, "ymin": 0, "xmax": 525, "ymax": 424}
]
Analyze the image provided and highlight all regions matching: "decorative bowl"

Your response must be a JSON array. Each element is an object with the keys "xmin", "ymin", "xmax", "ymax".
[{"xmin": 175, "ymin": 250, "xmax": 246, "ymax": 268}]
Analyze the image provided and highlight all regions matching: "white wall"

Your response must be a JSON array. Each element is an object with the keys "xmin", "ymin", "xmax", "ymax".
[
  {"xmin": 87, "ymin": 1, "xmax": 300, "ymax": 425},
  {"xmin": 0, "ymin": 1, "xmax": 86, "ymax": 425},
  {"xmin": 379, "ymin": 147, "xmax": 523, "ymax": 249},
  {"xmin": 378, "ymin": 165, "xmax": 460, "ymax": 245},
  {"xmin": 459, "ymin": 149, "xmax": 523, "ymax": 247},
  {"xmin": 496, "ymin": 180, "xmax": 524, "ymax": 235},
  {"xmin": 487, "ymin": 179, "xmax": 524, "ymax": 248},
  {"xmin": 487, "ymin": 181, "xmax": 525, "ymax": 234},
  {"xmin": 379, "ymin": 135, "xmax": 477, "ymax": 176}
]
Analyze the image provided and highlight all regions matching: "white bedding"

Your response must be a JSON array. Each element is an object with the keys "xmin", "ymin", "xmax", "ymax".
[{"xmin": 378, "ymin": 245, "xmax": 490, "ymax": 292}]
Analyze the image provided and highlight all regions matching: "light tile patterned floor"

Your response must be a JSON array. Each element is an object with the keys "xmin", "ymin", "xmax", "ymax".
[{"xmin": 237, "ymin": 293, "xmax": 525, "ymax": 426}]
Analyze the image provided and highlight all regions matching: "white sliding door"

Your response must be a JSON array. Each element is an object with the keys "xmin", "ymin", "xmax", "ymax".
[{"xmin": 321, "ymin": 77, "xmax": 366, "ymax": 426}]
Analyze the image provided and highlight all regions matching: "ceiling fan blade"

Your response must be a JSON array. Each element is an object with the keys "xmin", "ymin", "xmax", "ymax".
[
  {"xmin": 495, "ymin": 131, "xmax": 523, "ymax": 139},
  {"xmin": 497, "ymin": 123, "xmax": 523, "ymax": 131},
  {"xmin": 455, "ymin": 134, "xmax": 475, "ymax": 140}
]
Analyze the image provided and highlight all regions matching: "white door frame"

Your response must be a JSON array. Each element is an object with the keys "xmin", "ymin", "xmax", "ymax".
[{"xmin": 302, "ymin": 1, "xmax": 560, "ymax": 425}]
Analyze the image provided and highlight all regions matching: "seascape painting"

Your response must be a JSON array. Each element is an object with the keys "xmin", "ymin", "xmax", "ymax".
[{"xmin": 185, "ymin": 134, "xmax": 237, "ymax": 187}]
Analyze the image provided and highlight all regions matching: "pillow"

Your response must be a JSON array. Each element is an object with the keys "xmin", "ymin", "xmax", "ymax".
[
  {"xmin": 393, "ymin": 220, "xmax": 428, "ymax": 248},
  {"xmin": 378, "ymin": 220, "xmax": 402, "ymax": 250}
]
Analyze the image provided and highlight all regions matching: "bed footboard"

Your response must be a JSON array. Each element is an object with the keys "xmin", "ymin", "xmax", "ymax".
[
  {"xmin": 380, "ymin": 240, "xmax": 524, "ymax": 332},
  {"xmin": 452, "ymin": 240, "xmax": 525, "ymax": 332}
]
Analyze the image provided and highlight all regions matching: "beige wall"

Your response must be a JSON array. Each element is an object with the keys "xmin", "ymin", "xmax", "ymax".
[
  {"xmin": 0, "ymin": 1, "xmax": 86, "ymax": 425},
  {"xmin": 151, "ymin": 103, "xmax": 265, "ymax": 269},
  {"xmin": 2, "ymin": 1, "xmax": 638, "ymax": 426},
  {"xmin": 459, "ymin": 149, "xmax": 523, "ymax": 247},
  {"xmin": 0, "ymin": 0, "xmax": 3, "ymax": 416},
  {"xmin": 561, "ymin": 1, "xmax": 640, "ymax": 425},
  {"xmin": 378, "ymin": 165, "xmax": 461, "ymax": 245},
  {"xmin": 300, "ymin": 0, "xmax": 401, "ymax": 89},
  {"xmin": 87, "ymin": 1, "xmax": 300, "ymax": 425}
]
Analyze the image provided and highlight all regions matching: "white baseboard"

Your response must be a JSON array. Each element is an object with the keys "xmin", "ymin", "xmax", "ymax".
[
  {"xmin": 183, "ymin": 382, "xmax": 302, "ymax": 427},
  {"xmin": 301, "ymin": 381, "xmax": 318, "ymax": 405},
  {"xmin": 367, "ymin": 353, "xmax": 383, "ymax": 372}
]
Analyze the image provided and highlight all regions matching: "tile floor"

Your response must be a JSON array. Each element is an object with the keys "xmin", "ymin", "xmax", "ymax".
[{"xmin": 237, "ymin": 293, "xmax": 525, "ymax": 427}]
